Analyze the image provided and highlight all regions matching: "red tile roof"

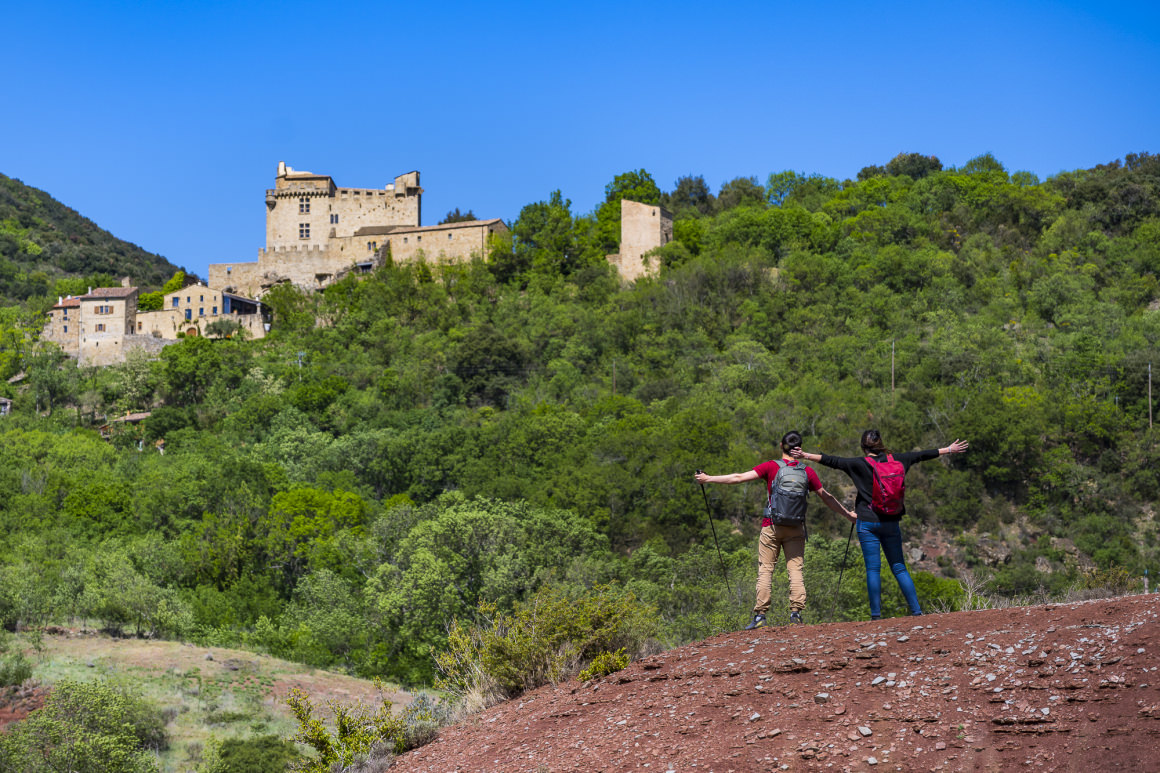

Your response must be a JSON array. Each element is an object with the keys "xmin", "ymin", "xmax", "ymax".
[{"xmin": 84, "ymin": 287, "xmax": 138, "ymax": 299}]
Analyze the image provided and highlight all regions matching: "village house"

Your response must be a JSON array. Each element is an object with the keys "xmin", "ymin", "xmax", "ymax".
[
  {"xmin": 41, "ymin": 277, "xmax": 266, "ymax": 367},
  {"xmin": 135, "ymin": 284, "xmax": 264, "ymax": 340}
]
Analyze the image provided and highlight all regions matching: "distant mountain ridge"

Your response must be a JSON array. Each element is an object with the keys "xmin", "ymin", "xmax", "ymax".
[{"xmin": 0, "ymin": 172, "xmax": 184, "ymax": 303}]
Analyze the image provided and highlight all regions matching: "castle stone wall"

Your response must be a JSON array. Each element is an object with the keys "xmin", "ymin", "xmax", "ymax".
[
  {"xmin": 209, "ymin": 261, "xmax": 261, "ymax": 295},
  {"xmin": 608, "ymin": 199, "xmax": 673, "ymax": 281},
  {"xmin": 386, "ymin": 219, "xmax": 508, "ymax": 265}
]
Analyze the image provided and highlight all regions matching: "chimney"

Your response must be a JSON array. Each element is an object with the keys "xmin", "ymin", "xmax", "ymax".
[{"xmin": 121, "ymin": 276, "xmax": 131, "ymax": 288}]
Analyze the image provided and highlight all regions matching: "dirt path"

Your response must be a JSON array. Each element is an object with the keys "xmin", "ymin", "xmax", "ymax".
[{"xmin": 393, "ymin": 594, "xmax": 1160, "ymax": 772}]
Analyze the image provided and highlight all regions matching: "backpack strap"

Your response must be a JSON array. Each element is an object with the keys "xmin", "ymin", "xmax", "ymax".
[{"xmin": 768, "ymin": 459, "xmax": 784, "ymax": 504}]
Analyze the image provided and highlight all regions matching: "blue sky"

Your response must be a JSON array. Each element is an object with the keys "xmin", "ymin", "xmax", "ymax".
[{"xmin": 2, "ymin": 1, "xmax": 1157, "ymax": 280}]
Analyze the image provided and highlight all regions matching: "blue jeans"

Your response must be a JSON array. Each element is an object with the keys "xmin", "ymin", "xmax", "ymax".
[{"xmin": 857, "ymin": 520, "xmax": 922, "ymax": 617}]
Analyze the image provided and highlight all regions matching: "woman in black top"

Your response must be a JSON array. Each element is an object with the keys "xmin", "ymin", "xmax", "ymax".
[{"xmin": 793, "ymin": 430, "xmax": 968, "ymax": 619}]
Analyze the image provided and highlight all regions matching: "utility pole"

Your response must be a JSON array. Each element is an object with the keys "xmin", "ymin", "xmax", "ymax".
[{"xmin": 891, "ymin": 339, "xmax": 895, "ymax": 392}]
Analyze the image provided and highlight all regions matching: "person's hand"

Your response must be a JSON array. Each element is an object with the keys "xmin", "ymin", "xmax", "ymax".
[
  {"xmin": 942, "ymin": 439, "xmax": 969, "ymax": 454},
  {"xmin": 788, "ymin": 447, "xmax": 805, "ymax": 459},
  {"xmin": 844, "ymin": 508, "xmax": 857, "ymax": 524},
  {"xmin": 694, "ymin": 471, "xmax": 710, "ymax": 485}
]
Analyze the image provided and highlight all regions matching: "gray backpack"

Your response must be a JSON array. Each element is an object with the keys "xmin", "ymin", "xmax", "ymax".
[{"xmin": 763, "ymin": 460, "xmax": 810, "ymax": 526}]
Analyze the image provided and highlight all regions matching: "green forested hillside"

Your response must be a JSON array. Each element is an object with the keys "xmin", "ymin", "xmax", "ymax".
[
  {"xmin": 0, "ymin": 172, "xmax": 183, "ymax": 303},
  {"xmin": 1, "ymin": 152, "xmax": 1157, "ymax": 687}
]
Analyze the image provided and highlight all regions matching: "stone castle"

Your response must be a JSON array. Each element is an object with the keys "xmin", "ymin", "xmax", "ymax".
[
  {"xmin": 40, "ymin": 163, "xmax": 671, "ymax": 368},
  {"xmin": 208, "ymin": 162, "xmax": 509, "ymax": 298}
]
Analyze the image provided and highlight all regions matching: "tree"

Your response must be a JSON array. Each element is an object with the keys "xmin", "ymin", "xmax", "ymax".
[
  {"xmin": 595, "ymin": 169, "xmax": 661, "ymax": 253},
  {"xmin": 161, "ymin": 271, "xmax": 186, "ymax": 294},
  {"xmin": 716, "ymin": 177, "xmax": 767, "ymax": 211},
  {"xmin": 885, "ymin": 152, "xmax": 943, "ymax": 180},
  {"xmin": 766, "ymin": 170, "xmax": 806, "ymax": 207},
  {"xmin": 510, "ymin": 191, "xmax": 578, "ymax": 277},
  {"xmin": 204, "ymin": 318, "xmax": 246, "ymax": 339},
  {"xmin": 664, "ymin": 175, "xmax": 715, "ymax": 216},
  {"xmin": 26, "ymin": 342, "xmax": 75, "ymax": 415},
  {"xmin": 137, "ymin": 291, "xmax": 163, "ymax": 311},
  {"xmin": 439, "ymin": 208, "xmax": 477, "ymax": 224}
]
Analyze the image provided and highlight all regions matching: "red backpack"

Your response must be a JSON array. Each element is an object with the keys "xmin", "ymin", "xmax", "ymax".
[{"xmin": 865, "ymin": 454, "xmax": 906, "ymax": 516}]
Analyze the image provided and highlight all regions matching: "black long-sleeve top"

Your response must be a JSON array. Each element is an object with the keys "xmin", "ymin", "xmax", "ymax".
[{"xmin": 817, "ymin": 449, "xmax": 940, "ymax": 523}]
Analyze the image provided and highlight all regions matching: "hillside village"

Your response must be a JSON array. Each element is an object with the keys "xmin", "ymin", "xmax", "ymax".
[{"xmin": 39, "ymin": 162, "xmax": 673, "ymax": 367}]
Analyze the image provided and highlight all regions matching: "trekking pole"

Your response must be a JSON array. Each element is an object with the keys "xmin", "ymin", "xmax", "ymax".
[
  {"xmin": 696, "ymin": 471, "xmax": 733, "ymax": 598},
  {"xmin": 827, "ymin": 521, "xmax": 856, "ymax": 623}
]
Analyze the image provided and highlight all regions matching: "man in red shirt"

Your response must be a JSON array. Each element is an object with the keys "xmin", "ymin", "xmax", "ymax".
[{"xmin": 695, "ymin": 430, "xmax": 856, "ymax": 629}]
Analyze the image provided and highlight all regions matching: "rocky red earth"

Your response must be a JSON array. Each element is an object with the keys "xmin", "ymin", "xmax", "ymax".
[{"xmin": 393, "ymin": 594, "xmax": 1160, "ymax": 772}]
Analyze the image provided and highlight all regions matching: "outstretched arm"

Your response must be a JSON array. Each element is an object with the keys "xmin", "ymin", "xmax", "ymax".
[
  {"xmin": 695, "ymin": 469, "xmax": 760, "ymax": 485},
  {"xmin": 790, "ymin": 448, "xmax": 820, "ymax": 463},
  {"xmin": 816, "ymin": 486, "xmax": 857, "ymax": 523},
  {"xmin": 939, "ymin": 439, "xmax": 969, "ymax": 456}
]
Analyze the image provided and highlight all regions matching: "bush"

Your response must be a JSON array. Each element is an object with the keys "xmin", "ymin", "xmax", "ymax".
[
  {"xmin": 0, "ymin": 678, "xmax": 167, "ymax": 773},
  {"xmin": 435, "ymin": 584, "xmax": 657, "ymax": 711},
  {"xmin": 215, "ymin": 734, "xmax": 302, "ymax": 773},
  {"xmin": 0, "ymin": 651, "xmax": 32, "ymax": 688},
  {"xmin": 286, "ymin": 682, "xmax": 433, "ymax": 773},
  {"xmin": 577, "ymin": 648, "xmax": 630, "ymax": 681}
]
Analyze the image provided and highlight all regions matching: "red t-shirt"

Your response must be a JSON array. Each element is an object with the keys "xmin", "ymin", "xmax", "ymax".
[{"xmin": 753, "ymin": 459, "xmax": 821, "ymax": 527}]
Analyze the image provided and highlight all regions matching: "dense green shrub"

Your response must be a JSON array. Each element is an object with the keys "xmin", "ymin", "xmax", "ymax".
[
  {"xmin": 435, "ymin": 584, "xmax": 657, "ymax": 707},
  {"xmin": 0, "ymin": 678, "xmax": 167, "ymax": 773}
]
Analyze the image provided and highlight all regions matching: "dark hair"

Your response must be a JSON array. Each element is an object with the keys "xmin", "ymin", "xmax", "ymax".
[
  {"xmin": 860, "ymin": 429, "xmax": 889, "ymax": 455},
  {"xmin": 780, "ymin": 430, "xmax": 803, "ymax": 454}
]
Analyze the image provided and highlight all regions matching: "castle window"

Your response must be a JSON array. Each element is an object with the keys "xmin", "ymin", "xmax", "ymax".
[
  {"xmin": 226, "ymin": 266, "xmax": 232, "ymax": 274},
  {"xmin": 95, "ymin": 323, "xmax": 106, "ymax": 332},
  {"xmin": 330, "ymin": 214, "xmax": 338, "ymax": 224},
  {"xmin": 212, "ymin": 306, "xmax": 218, "ymax": 315},
  {"xmin": 137, "ymin": 321, "xmax": 142, "ymax": 331},
  {"xmin": 199, "ymin": 308, "xmax": 205, "ymax": 316},
  {"xmin": 63, "ymin": 325, "xmax": 68, "ymax": 333},
  {"xmin": 172, "ymin": 297, "xmax": 179, "ymax": 307},
  {"xmin": 403, "ymin": 237, "xmax": 408, "ymax": 243},
  {"xmin": 200, "ymin": 295, "xmax": 204, "ymax": 302},
  {"xmin": 417, "ymin": 236, "xmax": 422, "ymax": 242},
  {"xmin": 299, "ymin": 197, "xmax": 310, "ymax": 214},
  {"xmin": 299, "ymin": 223, "xmax": 310, "ymax": 239},
  {"xmin": 185, "ymin": 309, "xmax": 191, "ymax": 321},
  {"xmin": 448, "ymin": 233, "xmax": 453, "ymax": 240}
]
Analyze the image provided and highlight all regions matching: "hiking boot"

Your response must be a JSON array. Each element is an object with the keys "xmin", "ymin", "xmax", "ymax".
[
  {"xmin": 744, "ymin": 613, "xmax": 766, "ymax": 630},
  {"xmin": 870, "ymin": 614, "xmax": 881, "ymax": 620},
  {"xmin": 790, "ymin": 611, "xmax": 804, "ymax": 625}
]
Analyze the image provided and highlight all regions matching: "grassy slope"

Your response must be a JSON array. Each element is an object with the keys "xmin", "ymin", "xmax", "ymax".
[{"xmin": 10, "ymin": 631, "xmax": 412, "ymax": 772}]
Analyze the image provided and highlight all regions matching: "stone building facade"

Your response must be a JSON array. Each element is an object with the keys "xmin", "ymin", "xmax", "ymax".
[
  {"xmin": 209, "ymin": 162, "xmax": 507, "ymax": 297},
  {"xmin": 42, "ymin": 279, "xmax": 264, "ymax": 367},
  {"xmin": 607, "ymin": 199, "xmax": 673, "ymax": 281},
  {"xmin": 42, "ymin": 296, "xmax": 82, "ymax": 358},
  {"xmin": 135, "ymin": 284, "xmax": 265, "ymax": 341},
  {"xmin": 381, "ymin": 219, "xmax": 509, "ymax": 266}
]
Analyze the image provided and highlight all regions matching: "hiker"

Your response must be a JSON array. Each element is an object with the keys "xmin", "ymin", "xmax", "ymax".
[
  {"xmin": 695, "ymin": 430, "xmax": 856, "ymax": 629},
  {"xmin": 792, "ymin": 430, "xmax": 969, "ymax": 619}
]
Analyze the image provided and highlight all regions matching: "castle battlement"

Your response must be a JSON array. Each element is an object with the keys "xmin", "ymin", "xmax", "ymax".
[{"xmin": 258, "ymin": 244, "xmax": 330, "ymax": 258}]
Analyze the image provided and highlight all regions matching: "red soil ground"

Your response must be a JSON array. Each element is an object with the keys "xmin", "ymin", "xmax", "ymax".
[{"xmin": 393, "ymin": 594, "xmax": 1160, "ymax": 772}]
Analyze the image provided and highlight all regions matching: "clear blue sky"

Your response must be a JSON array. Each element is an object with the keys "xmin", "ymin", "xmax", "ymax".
[{"xmin": 2, "ymin": 1, "xmax": 1157, "ymax": 280}]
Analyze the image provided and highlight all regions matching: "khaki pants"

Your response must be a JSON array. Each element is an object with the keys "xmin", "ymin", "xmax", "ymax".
[{"xmin": 754, "ymin": 524, "xmax": 806, "ymax": 614}]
